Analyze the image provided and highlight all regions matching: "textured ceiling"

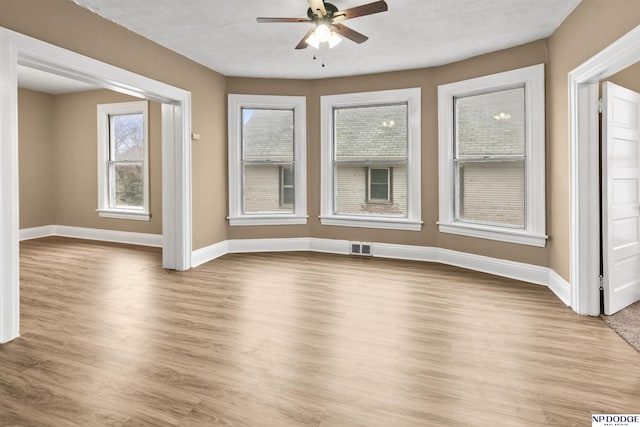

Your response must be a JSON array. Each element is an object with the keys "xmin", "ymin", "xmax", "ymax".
[{"xmin": 68, "ymin": 0, "xmax": 581, "ymax": 80}]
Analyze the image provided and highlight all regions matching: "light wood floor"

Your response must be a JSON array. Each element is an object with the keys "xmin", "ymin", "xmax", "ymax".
[{"xmin": 1, "ymin": 237, "xmax": 639, "ymax": 426}]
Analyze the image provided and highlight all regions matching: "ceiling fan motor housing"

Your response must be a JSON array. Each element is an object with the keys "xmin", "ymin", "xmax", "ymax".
[{"xmin": 307, "ymin": 2, "xmax": 339, "ymax": 20}]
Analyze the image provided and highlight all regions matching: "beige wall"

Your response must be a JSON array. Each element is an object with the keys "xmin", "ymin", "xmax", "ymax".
[
  {"xmin": 18, "ymin": 89, "xmax": 55, "ymax": 228},
  {"xmin": 1, "ymin": 0, "xmax": 228, "ymax": 250},
  {"xmin": 227, "ymin": 40, "xmax": 551, "ymax": 267},
  {"xmin": 548, "ymin": 0, "xmax": 640, "ymax": 280}
]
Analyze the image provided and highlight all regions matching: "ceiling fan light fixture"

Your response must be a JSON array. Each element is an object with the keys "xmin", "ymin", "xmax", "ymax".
[
  {"xmin": 306, "ymin": 25, "xmax": 342, "ymax": 49},
  {"xmin": 305, "ymin": 32, "xmax": 320, "ymax": 49},
  {"xmin": 328, "ymin": 32, "xmax": 343, "ymax": 48},
  {"xmin": 315, "ymin": 24, "xmax": 331, "ymax": 43}
]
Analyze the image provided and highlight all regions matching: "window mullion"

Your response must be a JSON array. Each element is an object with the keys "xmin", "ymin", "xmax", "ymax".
[
  {"xmin": 335, "ymin": 159, "xmax": 407, "ymax": 166},
  {"xmin": 454, "ymin": 156, "xmax": 526, "ymax": 163},
  {"xmin": 242, "ymin": 160, "xmax": 294, "ymax": 165}
]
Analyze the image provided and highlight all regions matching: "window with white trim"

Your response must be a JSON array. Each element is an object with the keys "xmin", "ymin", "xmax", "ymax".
[
  {"xmin": 437, "ymin": 64, "xmax": 547, "ymax": 246},
  {"xmin": 97, "ymin": 101, "xmax": 149, "ymax": 221},
  {"xmin": 368, "ymin": 167, "xmax": 391, "ymax": 203},
  {"xmin": 228, "ymin": 94, "xmax": 307, "ymax": 226},
  {"xmin": 320, "ymin": 88, "xmax": 421, "ymax": 230}
]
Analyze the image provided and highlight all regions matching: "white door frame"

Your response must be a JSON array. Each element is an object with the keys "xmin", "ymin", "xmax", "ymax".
[
  {"xmin": 569, "ymin": 24, "xmax": 640, "ymax": 315},
  {"xmin": 0, "ymin": 27, "xmax": 193, "ymax": 343}
]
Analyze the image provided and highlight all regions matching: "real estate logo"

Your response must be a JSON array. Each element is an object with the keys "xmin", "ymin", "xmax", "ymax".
[{"xmin": 593, "ymin": 414, "xmax": 640, "ymax": 427}]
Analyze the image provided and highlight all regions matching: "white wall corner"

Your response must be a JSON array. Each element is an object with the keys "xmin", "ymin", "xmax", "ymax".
[
  {"xmin": 0, "ymin": 30, "xmax": 20, "ymax": 344},
  {"xmin": 192, "ymin": 240, "xmax": 229, "ymax": 268}
]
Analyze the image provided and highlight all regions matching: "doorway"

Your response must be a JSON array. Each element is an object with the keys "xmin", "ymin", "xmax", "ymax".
[
  {"xmin": 570, "ymin": 24, "xmax": 640, "ymax": 316},
  {"xmin": 0, "ymin": 26, "xmax": 193, "ymax": 343}
]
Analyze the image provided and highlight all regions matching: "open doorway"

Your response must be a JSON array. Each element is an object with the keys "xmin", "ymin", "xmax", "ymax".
[
  {"xmin": 17, "ymin": 66, "xmax": 164, "ymax": 242},
  {"xmin": 598, "ymin": 69, "xmax": 640, "ymax": 351},
  {"xmin": 569, "ymin": 24, "xmax": 640, "ymax": 317},
  {"xmin": 600, "ymin": 70, "xmax": 640, "ymax": 316},
  {"xmin": 0, "ymin": 26, "xmax": 193, "ymax": 343}
]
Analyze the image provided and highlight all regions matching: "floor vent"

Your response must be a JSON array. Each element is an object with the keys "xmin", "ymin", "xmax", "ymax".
[{"xmin": 350, "ymin": 242, "xmax": 372, "ymax": 256}]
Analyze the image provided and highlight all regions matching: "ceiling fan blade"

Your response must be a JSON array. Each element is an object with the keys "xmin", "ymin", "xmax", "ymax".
[
  {"xmin": 295, "ymin": 27, "xmax": 316, "ymax": 49},
  {"xmin": 257, "ymin": 17, "xmax": 312, "ymax": 23},
  {"xmin": 333, "ymin": 23, "xmax": 369, "ymax": 44},
  {"xmin": 336, "ymin": 1, "xmax": 388, "ymax": 20},
  {"xmin": 307, "ymin": 0, "xmax": 327, "ymax": 17}
]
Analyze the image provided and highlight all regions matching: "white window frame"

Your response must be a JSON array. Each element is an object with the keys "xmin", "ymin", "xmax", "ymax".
[
  {"xmin": 228, "ymin": 94, "xmax": 307, "ymax": 226},
  {"xmin": 97, "ymin": 100, "xmax": 150, "ymax": 221},
  {"xmin": 437, "ymin": 64, "xmax": 547, "ymax": 247},
  {"xmin": 367, "ymin": 167, "xmax": 391, "ymax": 203},
  {"xmin": 320, "ymin": 88, "xmax": 422, "ymax": 231}
]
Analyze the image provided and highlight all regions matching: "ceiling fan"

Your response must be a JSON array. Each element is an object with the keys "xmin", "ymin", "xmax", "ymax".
[{"xmin": 257, "ymin": 0, "xmax": 388, "ymax": 50}]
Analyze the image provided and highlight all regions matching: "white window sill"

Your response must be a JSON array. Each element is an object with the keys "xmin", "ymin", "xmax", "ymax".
[
  {"xmin": 97, "ymin": 209, "xmax": 150, "ymax": 221},
  {"xmin": 320, "ymin": 215, "xmax": 422, "ymax": 231},
  {"xmin": 228, "ymin": 215, "xmax": 308, "ymax": 226},
  {"xmin": 438, "ymin": 222, "xmax": 547, "ymax": 247}
]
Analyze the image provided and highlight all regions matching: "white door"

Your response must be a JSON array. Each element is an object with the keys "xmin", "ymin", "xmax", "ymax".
[{"xmin": 602, "ymin": 81, "xmax": 640, "ymax": 315}]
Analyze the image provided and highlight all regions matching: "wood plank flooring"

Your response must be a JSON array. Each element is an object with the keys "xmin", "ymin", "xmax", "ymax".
[{"xmin": 1, "ymin": 236, "xmax": 639, "ymax": 426}]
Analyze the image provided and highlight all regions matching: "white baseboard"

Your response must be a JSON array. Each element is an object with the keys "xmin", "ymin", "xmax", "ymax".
[
  {"xmin": 372, "ymin": 242, "xmax": 439, "ymax": 262},
  {"xmin": 371, "ymin": 243, "xmax": 552, "ymax": 288},
  {"xmin": 309, "ymin": 238, "xmax": 350, "ymax": 254},
  {"xmin": 19, "ymin": 225, "xmax": 162, "ymax": 247},
  {"xmin": 191, "ymin": 237, "xmax": 572, "ymax": 309},
  {"xmin": 227, "ymin": 237, "xmax": 313, "ymax": 254},
  {"xmin": 192, "ymin": 240, "xmax": 228, "ymax": 267},
  {"xmin": 19, "ymin": 225, "xmax": 55, "ymax": 241},
  {"xmin": 190, "ymin": 238, "xmax": 335, "ymax": 267},
  {"xmin": 437, "ymin": 247, "xmax": 550, "ymax": 286},
  {"xmin": 548, "ymin": 269, "xmax": 572, "ymax": 307}
]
